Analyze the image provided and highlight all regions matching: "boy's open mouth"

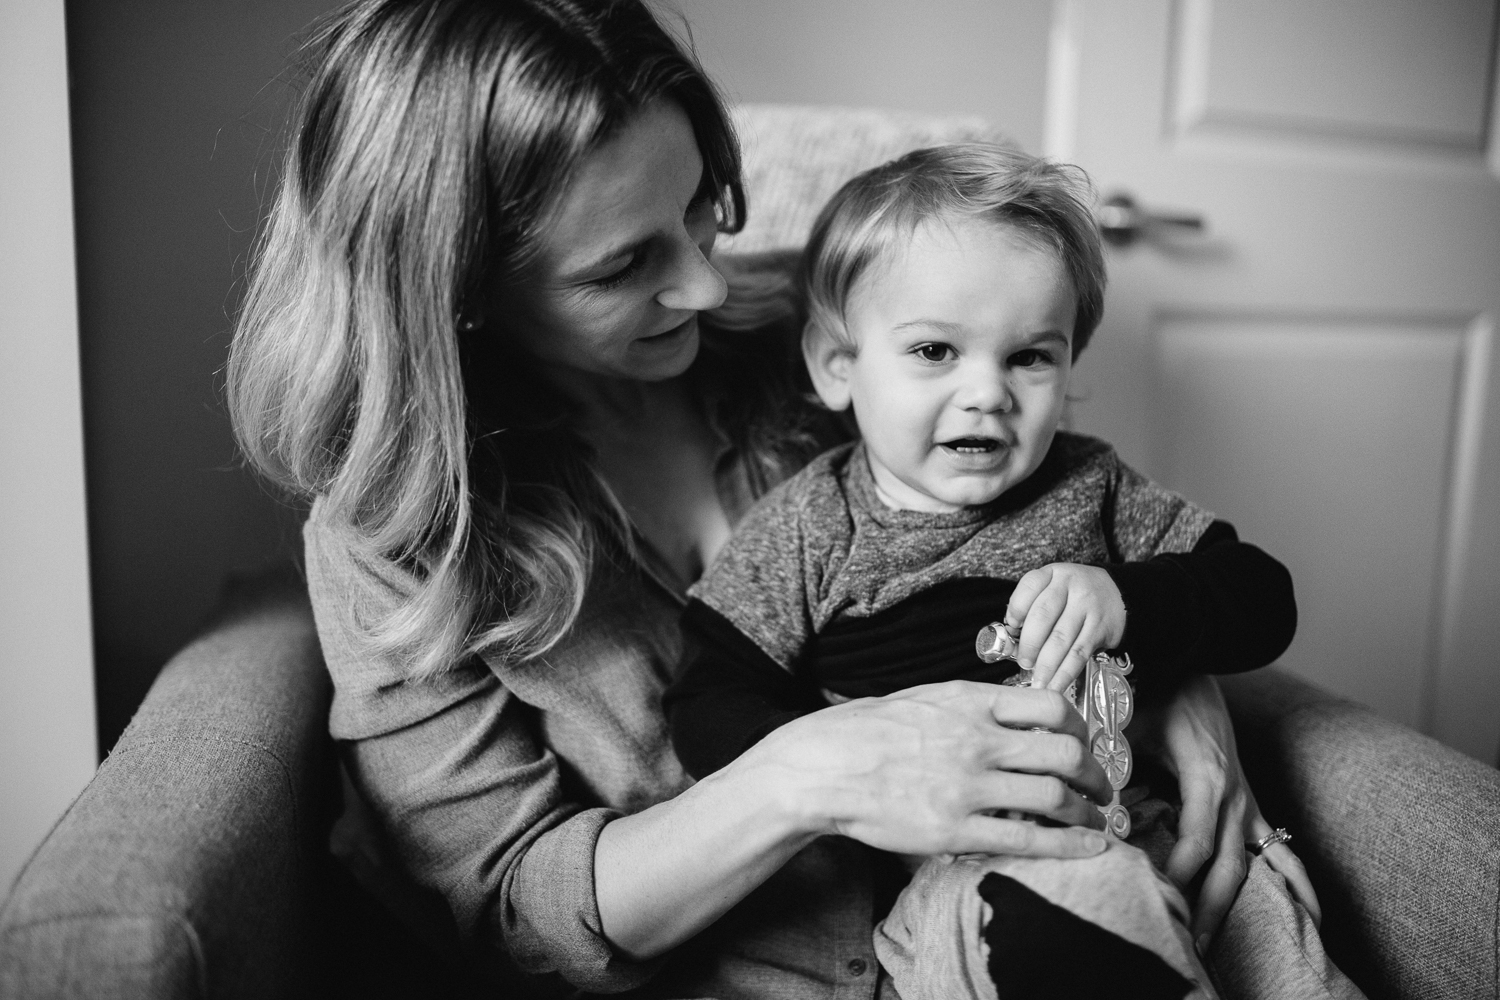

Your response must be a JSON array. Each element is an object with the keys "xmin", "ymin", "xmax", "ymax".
[{"xmin": 939, "ymin": 437, "xmax": 1001, "ymax": 454}]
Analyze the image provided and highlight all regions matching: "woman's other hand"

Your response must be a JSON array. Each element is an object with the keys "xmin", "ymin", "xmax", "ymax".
[
  {"xmin": 1246, "ymin": 810, "xmax": 1322, "ymax": 929},
  {"xmin": 745, "ymin": 680, "xmax": 1114, "ymax": 859},
  {"xmin": 1141, "ymin": 674, "xmax": 1322, "ymax": 952}
]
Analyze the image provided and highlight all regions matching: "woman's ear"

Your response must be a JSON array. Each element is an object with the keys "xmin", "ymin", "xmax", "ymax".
[{"xmin": 802, "ymin": 326, "xmax": 855, "ymax": 411}]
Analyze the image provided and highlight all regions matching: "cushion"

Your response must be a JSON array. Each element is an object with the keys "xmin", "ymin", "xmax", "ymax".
[{"xmin": 720, "ymin": 103, "xmax": 1017, "ymax": 254}]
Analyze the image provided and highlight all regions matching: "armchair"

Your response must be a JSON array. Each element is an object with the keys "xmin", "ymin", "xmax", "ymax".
[{"xmin": 4, "ymin": 105, "xmax": 1497, "ymax": 1000}]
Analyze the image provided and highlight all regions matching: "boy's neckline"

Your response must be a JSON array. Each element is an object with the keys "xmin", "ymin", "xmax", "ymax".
[{"xmin": 846, "ymin": 444, "xmax": 992, "ymax": 528}]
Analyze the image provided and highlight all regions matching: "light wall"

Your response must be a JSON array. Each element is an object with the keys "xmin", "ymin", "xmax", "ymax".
[
  {"xmin": 0, "ymin": 0, "xmax": 98, "ymax": 893},
  {"xmin": 661, "ymin": 0, "xmax": 1053, "ymax": 154}
]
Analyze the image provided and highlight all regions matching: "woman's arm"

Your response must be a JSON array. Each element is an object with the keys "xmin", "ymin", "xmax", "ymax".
[
  {"xmin": 1133, "ymin": 674, "xmax": 1321, "ymax": 952},
  {"xmin": 311, "ymin": 506, "xmax": 1112, "ymax": 979},
  {"xmin": 599, "ymin": 680, "xmax": 1115, "ymax": 959}
]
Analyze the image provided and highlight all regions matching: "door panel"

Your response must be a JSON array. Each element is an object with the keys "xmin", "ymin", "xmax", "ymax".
[
  {"xmin": 1052, "ymin": 0, "xmax": 1500, "ymax": 761},
  {"xmin": 1151, "ymin": 316, "xmax": 1468, "ymax": 729},
  {"xmin": 1175, "ymin": 0, "xmax": 1496, "ymax": 151}
]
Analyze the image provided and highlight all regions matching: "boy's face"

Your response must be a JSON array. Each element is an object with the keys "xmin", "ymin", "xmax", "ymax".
[{"xmin": 810, "ymin": 216, "xmax": 1076, "ymax": 513}]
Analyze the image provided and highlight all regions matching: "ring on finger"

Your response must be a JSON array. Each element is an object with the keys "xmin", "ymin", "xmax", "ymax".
[{"xmin": 1245, "ymin": 827, "xmax": 1291, "ymax": 855}]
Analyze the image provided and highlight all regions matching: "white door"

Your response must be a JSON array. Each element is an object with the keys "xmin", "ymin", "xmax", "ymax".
[
  {"xmin": 1049, "ymin": 0, "xmax": 1500, "ymax": 763},
  {"xmin": 1, "ymin": 0, "xmax": 98, "ymax": 890}
]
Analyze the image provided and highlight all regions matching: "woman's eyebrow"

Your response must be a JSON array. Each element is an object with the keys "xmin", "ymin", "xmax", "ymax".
[{"xmin": 566, "ymin": 236, "xmax": 649, "ymax": 280}]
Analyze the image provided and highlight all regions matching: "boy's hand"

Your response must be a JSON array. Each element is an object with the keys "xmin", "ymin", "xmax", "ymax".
[{"xmin": 1005, "ymin": 564, "xmax": 1126, "ymax": 691}]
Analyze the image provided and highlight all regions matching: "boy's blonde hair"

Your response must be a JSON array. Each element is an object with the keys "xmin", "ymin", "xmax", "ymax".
[{"xmin": 800, "ymin": 143, "xmax": 1106, "ymax": 357}]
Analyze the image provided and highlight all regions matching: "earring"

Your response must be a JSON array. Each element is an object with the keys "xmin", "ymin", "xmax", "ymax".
[{"xmin": 457, "ymin": 313, "xmax": 484, "ymax": 333}]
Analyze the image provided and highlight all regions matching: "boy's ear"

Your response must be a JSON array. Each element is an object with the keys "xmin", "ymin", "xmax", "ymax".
[{"xmin": 802, "ymin": 326, "xmax": 855, "ymax": 411}]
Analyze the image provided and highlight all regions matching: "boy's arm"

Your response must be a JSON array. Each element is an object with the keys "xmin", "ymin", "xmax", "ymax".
[
  {"xmin": 665, "ymin": 599, "xmax": 828, "ymax": 779},
  {"xmin": 1105, "ymin": 519, "xmax": 1296, "ymax": 686},
  {"xmin": 665, "ymin": 456, "xmax": 845, "ymax": 780}
]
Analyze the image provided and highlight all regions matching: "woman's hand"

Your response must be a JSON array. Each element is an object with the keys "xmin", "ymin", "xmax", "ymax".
[
  {"xmin": 1137, "ymin": 675, "xmax": 1321, "ymax": 952},
  {"xmin": 747, "ymin": 680, "xmax": 1114, "ymax": 859},
  {"xmin": 1006, "ymin": 563, "xmax": 1127, "ymax": 692},
  {"xmin": 599, "ymin": 680, "xmax": 1113, "ymax": 961}
]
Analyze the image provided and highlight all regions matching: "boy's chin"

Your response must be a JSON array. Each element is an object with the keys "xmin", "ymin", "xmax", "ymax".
[{"xmin": 927, "ymin": 479, "xmax": 1009, "ymax": 509}]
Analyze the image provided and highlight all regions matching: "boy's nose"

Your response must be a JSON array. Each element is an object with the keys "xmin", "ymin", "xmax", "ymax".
[{"xmin": 958, "ymin": 369, "xmax": 1013, "ymax": 414}]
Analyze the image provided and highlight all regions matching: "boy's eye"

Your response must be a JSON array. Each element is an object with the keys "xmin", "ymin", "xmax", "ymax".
[
  {"xmin": 1009, "ymin": 348, "xmax": 1055, "ymax": 368},
  {"xmin": 912, "ymin": 343, "xmax": 954, "ymax": 364}
]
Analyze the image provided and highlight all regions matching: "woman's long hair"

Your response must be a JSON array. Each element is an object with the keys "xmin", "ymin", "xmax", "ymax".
[{"xmin": 227, "ymin": 0, "xmax": 753, "ymax": 678}]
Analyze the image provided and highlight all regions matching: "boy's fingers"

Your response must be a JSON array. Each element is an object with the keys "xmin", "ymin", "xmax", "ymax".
[
  {"xmin": 1030, "ymin": 604, "xmax": 1088, "ymax": 687},
  {"xmin": 1046, "ymin": 651, "xmax": 1086, "ymax": 693},
  {"xmin": 1040, "ymin": 611, "xmax": 1101, "ymax": 691},
  {"xmin": 1016, "ymin": 585, "xmax": 1067, "ymax": 668},
  {"xmin": 1005, "ymin": 567, "xmax": 1051, "ymax": 633}
]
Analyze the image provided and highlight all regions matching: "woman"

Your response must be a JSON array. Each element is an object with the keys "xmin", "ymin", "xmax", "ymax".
[{"xmin": 228, "ymin": 0, "xmax": 1314, "ymax": 994}]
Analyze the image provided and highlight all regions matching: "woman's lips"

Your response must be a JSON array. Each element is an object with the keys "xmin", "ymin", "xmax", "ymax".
[{"xmin": 639, "ymin": 316, "xmax": 695, "ymax": 345}]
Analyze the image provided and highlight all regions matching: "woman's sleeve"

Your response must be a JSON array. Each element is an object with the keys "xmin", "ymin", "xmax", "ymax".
[
  {"xmin": 342, "ymin": 676, "xmax": 657, "ymax": 989},
  {"xmin": 305, "ymin": 516, "xmax": 663, "ymax": 993}
]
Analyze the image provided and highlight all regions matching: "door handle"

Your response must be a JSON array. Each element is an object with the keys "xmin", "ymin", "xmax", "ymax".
[{"xmin": 1097, "ymin": 192, "xmax": 1205, "ymax": 246}]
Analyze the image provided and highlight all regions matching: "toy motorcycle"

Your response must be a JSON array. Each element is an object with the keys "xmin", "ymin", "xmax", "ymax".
[{"xmin": 975, "ymin": 621, "xmax": 1135, "ymax": 838}]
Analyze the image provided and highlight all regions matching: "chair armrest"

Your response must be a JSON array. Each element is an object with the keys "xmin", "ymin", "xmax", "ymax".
[
  {"xmin": 0, "ymin": 566, "xmax": 335, "ymax": 999},
  {"xmin": 1221, "ymin": 666, "xmax": 1500, "ymax": 1000}
]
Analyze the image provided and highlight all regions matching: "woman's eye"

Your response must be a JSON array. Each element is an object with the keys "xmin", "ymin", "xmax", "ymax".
[
  {"xmin": 913, "ymin": 343, "xmax": 954, "ymax": 364},
  {"xmin": 1009, "ymin": 348, "xmax": 1054, "ymax": 368},
  {"xmin": 687, "ymin": 194, "xmax": 716, "ymax": 225},
  {"xmin": 593, "ymin": 250, "xmax": 647, "ymax": 290}
]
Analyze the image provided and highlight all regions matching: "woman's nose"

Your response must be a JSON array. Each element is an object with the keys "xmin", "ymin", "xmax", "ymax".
[{"xmin": 656, "ymin": 236, "xmax": 728, "ymax": 312}]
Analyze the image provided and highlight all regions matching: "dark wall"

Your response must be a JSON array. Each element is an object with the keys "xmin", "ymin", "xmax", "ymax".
[{"xmin": 66, "ymin": 0, "xmax": 341, "ymax": 751}]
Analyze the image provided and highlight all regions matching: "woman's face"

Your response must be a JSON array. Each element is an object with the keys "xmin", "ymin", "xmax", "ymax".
[{"xmin": 494, "ymin": 100, "xmax": 728, "ymax": 384}]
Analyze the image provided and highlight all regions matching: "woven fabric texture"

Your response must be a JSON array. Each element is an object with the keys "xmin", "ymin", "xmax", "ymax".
[{"xmin": 719, "ymin": 103, "xmax": 1016, "ymax": 255}]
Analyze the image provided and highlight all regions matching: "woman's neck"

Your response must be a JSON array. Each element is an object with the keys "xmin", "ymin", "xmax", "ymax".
[{"xmin": 544, "ymin": 365, "xmax": 689, "ymax": 435}]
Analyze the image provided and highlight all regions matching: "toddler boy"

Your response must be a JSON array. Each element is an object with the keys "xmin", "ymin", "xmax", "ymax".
[{"xmin": 665, "ymin": 144, "xmax": 1331, "ymax": 1000}]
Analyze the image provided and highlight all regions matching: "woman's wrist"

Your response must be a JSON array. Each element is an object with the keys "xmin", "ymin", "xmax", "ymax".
[
  {"xmin": 594, "ymin": 727, "xmax": 828, "ymax": 959},
  {"xmin": 694, "ymin": 722, "xmax": 837, "ymax": 846}
]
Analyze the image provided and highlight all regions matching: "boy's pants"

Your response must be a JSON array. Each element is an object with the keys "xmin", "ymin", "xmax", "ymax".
[{"xmin": 873, "ymin": 802, "xmax": 1366, "ymax": 1000}]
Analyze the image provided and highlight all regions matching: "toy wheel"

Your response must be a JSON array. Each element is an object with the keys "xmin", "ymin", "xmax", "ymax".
[
  {"xmin": 1103, "ymin": 803, "xmax": 1132, "ymax": 839},
  {"xmin": 1091, "ymin": 730, "xmax": 1133, "ymax": 790},
  {"xmin": 1091, "ymin": 668, "xmax": 1134, "ymax": 730}
]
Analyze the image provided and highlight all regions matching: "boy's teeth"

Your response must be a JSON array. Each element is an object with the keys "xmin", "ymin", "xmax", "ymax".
[{"xmin": 945, "ymin": 437, "xmax": 998, "ymax": 453}]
